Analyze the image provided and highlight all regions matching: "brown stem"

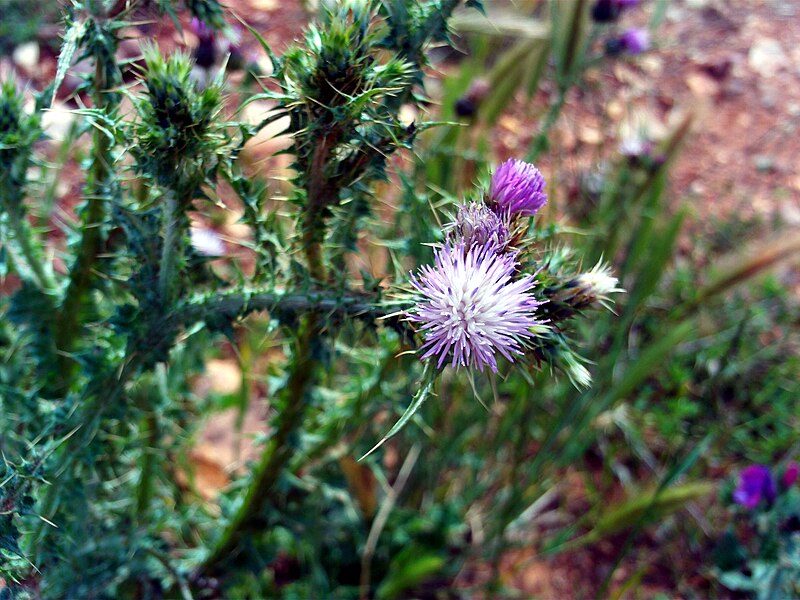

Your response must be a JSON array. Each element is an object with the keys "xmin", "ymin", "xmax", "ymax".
[{"xmin": 302, "ymin": 129, "xmax": 340, "ymax": 282}]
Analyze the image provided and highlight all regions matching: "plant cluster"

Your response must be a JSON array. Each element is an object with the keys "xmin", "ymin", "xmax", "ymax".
[
  {"xmin": 0, "ymin": 0, "xmax": 622, "ymax": 597},
  {"xmin": 1, "ymin": 0, "xmax": 797, "ymax": 597},
  {"xmin": 714, "ymin": 463, "xmax": 800, "ymax": 599}
]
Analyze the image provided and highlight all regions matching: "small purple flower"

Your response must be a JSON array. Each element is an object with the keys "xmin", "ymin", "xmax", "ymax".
[
  {"xmin": 733, "ymin": 465, "xmax": 777, "ymax": 509},
  {"xmin": 489, "ymin": 159, "xmax": 548, "ymax": 218},
  {"xmin": 783, "ymin": 462, "xmax": 799, "ymax": 489},
  {"xmin": 447, "ymin": 202, "xmax": 511, "ymax": 253},
  {"xmin": 406, "ymin": 243, "xmax": 543, "ymax": 373},
  {"xmin": 620, "ymin": 28, "xmax": 651, "ymax": 55},
  {"xmin": 190, "ymin": 18, "xmax": 215, "ymax": 41},
  {"xmin": 191, "ymin": 18, "xmax": 217, "ymax": 69}
]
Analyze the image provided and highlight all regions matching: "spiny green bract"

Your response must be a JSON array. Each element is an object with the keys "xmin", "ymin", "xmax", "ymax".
[
  {"xmin": 281, "ymin": 0, "xmax": 413, "ymax": 122},
  {"xmin": 132, "ymin": 47, "xmax": 227, "ymax": 189},
  {"xmin": 0, "ymin": 80, "xmax": 40, "ymax": 189},
  {"xmin": 185, "ymin": 0, "xmax": 226, "ymax": 30}
]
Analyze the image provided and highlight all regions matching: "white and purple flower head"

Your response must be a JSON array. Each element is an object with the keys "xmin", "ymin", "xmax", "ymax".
[
  {"xmin": 489, "ymin": 159, "xmax": 548, "ymax": 218},
  {"xmin": 406, "ymin": 242, "xmax": 543, "ymax": 373},
  {"xmin": 620, "ymin": 28, "xmax": 651, "ymax": 55},
  {"xmin": 447, "ymin": 202, "xmax": 511, "ymax": 253}
]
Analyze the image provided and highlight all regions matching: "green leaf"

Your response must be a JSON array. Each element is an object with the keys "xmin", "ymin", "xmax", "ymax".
[
  {"xmin": 376, "ymin": 545, "xmax": 447, "ymax": 600},
  {"xmin": 591, "ymin": 481, "xmax": 715, "ymax": 539},
  {"xmin": 52, "ymin": 19, "xmax": 87, "ymax": 106},
  {"xmin": 360, "ymin": 360, "xmax": 437, "ymax": 461}
]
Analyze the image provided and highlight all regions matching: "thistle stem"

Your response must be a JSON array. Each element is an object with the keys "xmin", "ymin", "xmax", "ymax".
[
  {"xmin": 178, "ymin": 288, "xmax": 389, "ymax": 326},
  {"xmin": 136, "ymin": 410, "xmax": 159, "ymax": 522},
  {"xmin": 199, "ymin": 314, "xmax": 320, "ymax": 575},
  {"xmin": 159, "ymin": 189, "xmax": 182, "ymax": 305},
  {"xmin": 53, "ymin": 49, "xmax": 113, "ymax": 390},
  {"xmin": 302, "ymin": 131, "xmax": 338, "ymax": 282}
]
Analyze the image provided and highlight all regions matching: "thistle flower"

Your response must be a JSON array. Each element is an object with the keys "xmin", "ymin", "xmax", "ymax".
[
  {"xmin": 619, "ymin": 28, "xmax": 651, "ymax": 54},
  {"xmin": 571, "ymin": 261, "xmax": 623, "ymax": 309},
  {"xmin": 191, "ymin": 18, "xmax": 217, "ymax": 69},
  {"xmin": 406, "ymin": 243, "xmax": 543, "ymax": 373},
  {"xmin": 733, "ymin": 465, "xmax": 777, "ymax": 509},
  {"xmin": 446, "ymin": 202, "xmax": 511, "ymax": 254},
  {"xmin": 489, "ymin": 159, "xmax": 548, "ymax": 218}
]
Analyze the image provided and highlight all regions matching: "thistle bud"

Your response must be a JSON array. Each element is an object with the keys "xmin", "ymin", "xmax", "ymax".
[
  {"xmin": 563, "ymin": 352, "xmax": 592, "ymax": 389},
  {"xmin": 541, "ymin": 261, "xmax": 622, "ymax": 322},
  {"xmin": 454, "ymin": 78, "xmax": 491, "ymax": 119},
  {"xmin": 489, "ymin": 159, "xmax": 548, "ymax": 218},
  {"xmin": 446, "ymin": 202, "xmax": 512, "ymax": 254},
  {"xmin": 132, "ymin": 47, "xmax": 225, "ymax": 188},
  {"xmin": 568, "ymin": 262, "xmax": 622, "ymax": 309}
]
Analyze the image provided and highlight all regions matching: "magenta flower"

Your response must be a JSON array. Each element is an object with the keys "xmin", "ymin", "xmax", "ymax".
[
  {"xmin": 447, "ymin": 202, "xmax": 511, "ymax": 253},
  {"xmin": 489, "ymin": 159, "xmax": 548, "ymax": 218},
  {"xmin": 190, "ymin": 18, "xmax": 214, "ymax": 41},
  {"xmin": 406, "ymin": 243, "xmax": 543, "ymax": 372},
  {"xmin": 620, "ymin": 28, "xmax": 651, "ymax": 54},
  {"xmin": 733, "ymin": 465, "xmax": 777, "ymax": 509},
  {"xmin": 783, "ymin": 462, "xmax": 799, "ymax": 489}
]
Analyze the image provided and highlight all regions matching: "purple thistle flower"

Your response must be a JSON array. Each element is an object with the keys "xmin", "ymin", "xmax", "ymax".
[
  {"xmin": 446, "ymin": 202, "xmax": 511, "ymax": 253},
  {"xmin": 190, "ymin": 18, "xmax": 215, "ymax": 41},
  {"xmin": 733, "ymin": 465, "xmax": 777, "ymax": 509},
  {"xmin": 489, "ymin": 159, "xmax": 548, "ymax": 218},
  {"xmin": 620, "ymin": 28, "xmax": 651, "ymax": 55},
  {"xmin": 191, "ymin": 18, "xmax": 217, "ymax": 69},
  {"xmin": 406, "ymin": 243, "xmax": 543, "ymax": 373}
]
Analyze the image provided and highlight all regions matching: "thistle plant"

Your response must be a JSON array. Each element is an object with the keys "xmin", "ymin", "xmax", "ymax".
[{"xmin": 0, "ymin": 1, "xmax": 621, "ymax": 597}]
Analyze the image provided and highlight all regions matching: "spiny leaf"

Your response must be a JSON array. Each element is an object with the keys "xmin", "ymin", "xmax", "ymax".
[
  {"xmin": 360, "ymin": 360, "xmax": 437, "ymax": 461},
  {"xmin": 52, "ymin": 19, "xmax": 87, "ymax": 106}
]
